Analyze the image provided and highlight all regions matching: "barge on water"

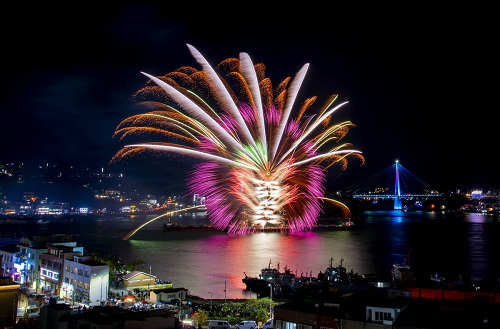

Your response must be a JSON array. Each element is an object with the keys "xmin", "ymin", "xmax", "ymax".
[{"xmin": 162, "ymin": 220, "xmax": 219, "ymax": 232}]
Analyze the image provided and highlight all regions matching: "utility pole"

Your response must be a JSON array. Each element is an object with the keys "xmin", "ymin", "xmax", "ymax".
[
  {"xmin": 208, "ymin": 292, "xmax": 213, "ymax": 311},
  {"xmin": 224, "ymin": 281, "xmax": 226, "ymax": 304}
]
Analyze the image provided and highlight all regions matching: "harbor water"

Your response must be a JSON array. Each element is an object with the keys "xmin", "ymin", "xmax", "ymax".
[{"xmin": 1, "ymin": 210, "xmax": 499, "ymax": 300}]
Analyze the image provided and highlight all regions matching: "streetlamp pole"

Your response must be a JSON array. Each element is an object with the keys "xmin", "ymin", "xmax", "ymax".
[
  {"xmin": 268, "ymin": 284, "xmax": 273, "ymax": 316},
  {"xmin": 148, "ymin": 262, "xmax": 158, "ymax": 275},
  {"xmin": 224, "ymin": 281, "xmax": 226, "ymax": 304},
  {"xmin": 93, "ymin": 272, "xmax": 106, "ymax": 306},
  {"xmin": 147, "ymin": 262, "xmax": 157, "ymax": 300}
]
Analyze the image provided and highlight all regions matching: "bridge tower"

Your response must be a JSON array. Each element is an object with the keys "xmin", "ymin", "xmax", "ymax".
[
  {"xmin": 349, "ymin": 160, "xmax": 441, "ymax": 210},
  {"xmin": 394, "ymin": 160, "xmax": 402, "ymax": 210}
]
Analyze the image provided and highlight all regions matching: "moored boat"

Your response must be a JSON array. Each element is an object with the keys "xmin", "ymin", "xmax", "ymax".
[
  {"xmin": 243, "ymin": 257, "xmax": 366, "ymax": 298},
  {"xmin": 322, "ymin": 257, "xmax": 348, "ymax": 282},
  {"xmin": 162, "ymin": 222, "xmax": 218, "ymax": 232},
  {"xmin": 242, "ymin": 260, "xmax": 298, "ymax": 297}
]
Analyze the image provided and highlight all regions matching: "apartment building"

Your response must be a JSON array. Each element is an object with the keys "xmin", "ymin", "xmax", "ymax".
[
  {"xmin": 62, "ymin": 255, "xmax": 109, "ymax": 307},
  {"xmin": 39, "ymin": 243, "xmax": 83, "ymax": 296}
]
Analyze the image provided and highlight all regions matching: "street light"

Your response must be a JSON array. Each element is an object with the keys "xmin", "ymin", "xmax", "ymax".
[
  {"xmin": 268, "ymin": 283, "xmax": 273, "ymax": 316},
  {"xmin": 93, "ymin": 272, "xmax": 107, "ymax": 306},
  {"xmin": 147, "ymin": 262, "xmax": 157, "ymax": 300},
  {"xmin": 148, "ymin": 262, "xmax": 158, "ymax": 275}
]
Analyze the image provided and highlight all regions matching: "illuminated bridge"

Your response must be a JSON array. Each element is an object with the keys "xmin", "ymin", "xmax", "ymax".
[{"xmin": 345, "ymin": 160, "xmax": 441, "ymax": 210}]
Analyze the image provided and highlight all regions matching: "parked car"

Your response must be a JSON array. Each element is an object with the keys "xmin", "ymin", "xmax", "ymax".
[
  {"xmin": 182, "ymin": 319, "xmax": 196, "ymax": 329},
  {"xmin": 208, "ymin": 320, "xmax": 231, "ymax": 329},
  {"xmin": 263, "ymin": 319, "xmax": 273, "ymax": 329},
  {"xmin": 235, "ymin": 320, "xmax": 257, "ymax": 329}
]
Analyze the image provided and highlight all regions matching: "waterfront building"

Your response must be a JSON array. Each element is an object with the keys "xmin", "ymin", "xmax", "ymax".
[
  {"xmin": 150, "ymin": 287, "xmax": 188, "ymax": 304},
  {"xmin": 39, "ymin": 243, "xmax": 84, "ymax": 296},
  {"xmin": 16, "ymin": 236, "xmax": 50, "ymax": 289},
  {"xmin": 22, "ymin": 244, "xmax": 47, "ymax": 293},
  {"xmin": 12, "ymin": 243, "xmax": 30, "ymax": 286},
  {"xmin": 14, "ymin": 234, "xmax": 77, "ymax": 293},
  {"xmin": 0, "ymin": 244, "xmax": 18, "ymax": 279},
  {"xmin": 122, "ymin": 270, "xmax": 156, "ymax": 290},
  {"xmin": 63, "ymin": 255, "xmax": 109, "ymax": 307}
]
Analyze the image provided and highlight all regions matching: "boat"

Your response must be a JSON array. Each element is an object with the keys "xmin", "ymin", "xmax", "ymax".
[
  {"xmin": 162, "ymin": 218, "xmax": 218, "ymax": 232},
  {"xmin": 162, "ymin": 223, "xmax": 218, "ymax": 232},
  {"xmin": 241, "ymin": 274, "xmax": 271, "ymax": 297},
  {"xmin": 242, "ymin": 260, "xmax": 279, "ymax": 297},
  {"xmin": 313, "ymin": 218, "xmax": 357, "ymax": 230},
  {"xmin": 321, "ymin": 257, "xmax": 349, "ymax": 282},
  {"xmin": 242, "ymin": 260, "xmax": 298, "ymax": 297},
  {"xmin": 163, "ymin": 218, "xmax": 174, "ymax": 230},
  {"xmin": 312, "ymin": 256, "xmax": 373, "ymax": 291},
  {"xmin": 389, "ymin": 255, "xmax": 498, "ymax": 300},
  {"xmin": 243, "ymin": 257, "xmax": 367, "ymax": 298}
]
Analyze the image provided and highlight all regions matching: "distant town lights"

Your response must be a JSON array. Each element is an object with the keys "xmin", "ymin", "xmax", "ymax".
[{"xmin": 470, "ymin": 190, "xmax": 483, "ymax": 198}]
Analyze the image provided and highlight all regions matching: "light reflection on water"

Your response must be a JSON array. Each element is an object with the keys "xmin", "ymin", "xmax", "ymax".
[{"xmin": 1, "ymin": 210, "xmax": 499, "ymax": 299}]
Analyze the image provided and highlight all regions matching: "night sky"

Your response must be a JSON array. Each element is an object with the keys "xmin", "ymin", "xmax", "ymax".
[{"xmin": 1, "ymin": 2, "xmax": 498, "ymax": 194}]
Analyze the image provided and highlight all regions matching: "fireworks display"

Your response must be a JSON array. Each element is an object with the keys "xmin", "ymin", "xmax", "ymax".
[{"xmin": 112, "ymin": 44, "xmax": 364, "ymax": 234}]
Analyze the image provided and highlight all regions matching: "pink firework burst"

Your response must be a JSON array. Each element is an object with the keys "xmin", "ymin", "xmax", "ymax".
[{"xmin": 112, "ymin": 44, "xmax": 364, "ymax": 234}]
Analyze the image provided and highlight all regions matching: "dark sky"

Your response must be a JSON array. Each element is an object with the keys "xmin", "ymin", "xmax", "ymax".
[{"xmin": 1, "ymin": 2, "xmax": 498, "ymax": 194}]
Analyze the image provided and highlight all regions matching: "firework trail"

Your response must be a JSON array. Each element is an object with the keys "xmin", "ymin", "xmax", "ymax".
[{"xmin": 112, "ymin": 44, "xmax": 364, "ymax": 234}]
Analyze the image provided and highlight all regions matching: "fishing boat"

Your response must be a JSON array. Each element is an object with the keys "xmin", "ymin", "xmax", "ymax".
[
  {"xmin": 242, "ymin": 260, "xmax": 297, "ymax": 297},
  {"xmin": 244, "ymin": 257, "xmax": 367, "ymax": 298},
  {"xmin": 322, "ymin": 257, "xmax": 349, "ymax": 282}
]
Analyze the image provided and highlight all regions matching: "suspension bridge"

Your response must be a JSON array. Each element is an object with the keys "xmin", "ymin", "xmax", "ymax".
[{"xmin": 343, "ymin": 160, "xmax": 441, "ymax": 210}]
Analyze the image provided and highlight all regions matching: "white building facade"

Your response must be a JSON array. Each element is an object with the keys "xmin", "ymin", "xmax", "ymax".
[{"xmin": 62, "ymin": 255, "xmax": 109, "ymax": 307}]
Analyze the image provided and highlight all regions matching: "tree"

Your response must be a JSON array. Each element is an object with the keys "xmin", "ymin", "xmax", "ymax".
[
  {"xmin": 201, "ymin": 299, "xmax": 273, "ymax": 325},
  {"xmin": 192, "ymin": 310, "xmax": 209, "ymax": 326}
]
